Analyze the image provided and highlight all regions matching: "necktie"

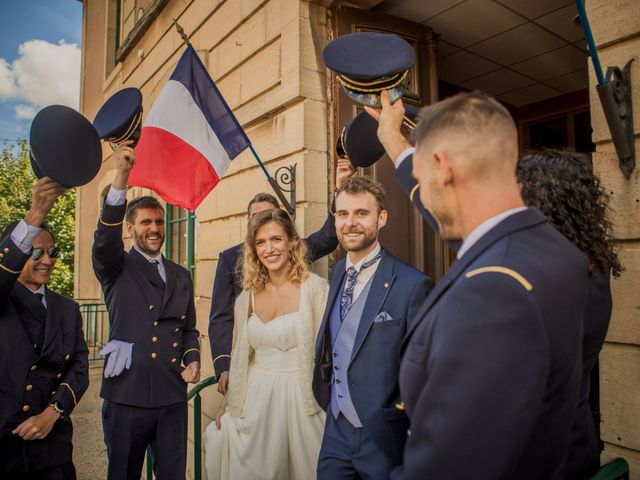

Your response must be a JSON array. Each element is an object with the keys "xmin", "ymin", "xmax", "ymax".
[
  {"xmin": 34, "ymin": 292, "xmax": 45, "ymax": 308},
  {"xmin": 149, "ymin": 259, "xmax": 165, "ymax": 283},
  {"xmin": 339, "ymin": 249, "xmax": 383, "ymax": 320}
]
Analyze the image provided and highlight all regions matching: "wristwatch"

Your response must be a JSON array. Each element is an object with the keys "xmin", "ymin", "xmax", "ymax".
[{"xmin": 51, "ymin": 401, "xmax": 64, "ymax": 415}]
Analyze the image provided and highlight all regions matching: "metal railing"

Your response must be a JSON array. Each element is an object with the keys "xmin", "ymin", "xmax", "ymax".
[
  {"xmin": 146, "ymin": 375, "xmax": 218, "ymax": 480},
  {"xmin": 77, "ymin": 301, "xmax": 109, "ymax": 362}
]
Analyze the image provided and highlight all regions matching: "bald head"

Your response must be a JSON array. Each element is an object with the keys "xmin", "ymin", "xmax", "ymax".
[{"xmin": 413, "ymin": 91, "xmax": 518, "ymax": 180}]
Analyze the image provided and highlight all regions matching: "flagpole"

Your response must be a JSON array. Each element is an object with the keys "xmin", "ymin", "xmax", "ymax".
[{"xmin": 249, "ymin": 145, "xmax": 296, "ymax": 216}]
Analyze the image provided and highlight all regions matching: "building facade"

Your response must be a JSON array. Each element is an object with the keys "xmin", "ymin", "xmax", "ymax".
[{"xmin": 76, "ymin": 0, "xmax": 640, "ymax": 477}]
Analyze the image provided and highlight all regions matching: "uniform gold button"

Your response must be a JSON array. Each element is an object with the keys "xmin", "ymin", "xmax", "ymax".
[
  {"xmin": 172, "ymin": 342, "xmax": 178, "ymax": 348},
  {"xmin": 149, "ymin": 305, "xmax": 154, "ymax": 310},
  {"xmin": 65, "ymin": 354, "xmax": 71, "ymax": 361},
  {"xmin": 3, "ymin": 247, "xmax": 9, "ymax": 253},
  {"xmin": 152, "ymin": 337, "xmax": 158, "ymax": 342},
  {"xmin": 180, "ymin": 315, "xmax": 186, "ymax": 320},
  {"xmin": 395, "ymin": 402, "xmax": 405, "ymax": 411},
  {"xmin": 22, "ymin": 405, "xmax": 30, "ymax": 412},
  {"xmin": 153, "ymin": 321, "xmax": 159, "ymax": 326},
  {"xmin": 51, "ymin": 391, "xmax": 56, "ymax": 395},
  {"xmin": 151, "ymin": 353, "xmax": 157, "ymax": 359},
  {"xmin": 174, "ymin": 328, "xmax": 179, "ymax": 332},
  {"xmin": 30, "ymin": 365, "xmax": 37, "ymax": 371},
  {"xmin": 171, "ymin": 358, "xmax": 177, "ymax": 363},
  {"xmin": 0, "ymin": 253, "xmax": 4, "ymax": 258},
  {"xmin": 25, "ymin": 385, "xmax": 33, "ymax": 391},
  {"xmin": 57, "ymin": 373, "xmax": 62, "ymax": 379},
  {"xmin": 407, "ymin": 429, "xmax": 411, "ymax": 436}
]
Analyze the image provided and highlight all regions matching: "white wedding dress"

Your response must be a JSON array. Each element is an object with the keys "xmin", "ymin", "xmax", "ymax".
[{"xmin": 204, "ymin": 302, "xmax": 326, "ymax": 480}]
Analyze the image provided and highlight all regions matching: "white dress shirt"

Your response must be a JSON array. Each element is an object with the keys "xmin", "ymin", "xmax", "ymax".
[
  {"xmin": 10, "ymin": 220, "xmax": 41, "ymax": 254},
  {"xmin": 343, "ymin": 243, "xmax": 382, "ymax": 303},
  {"xmin": 456, "ymin": 207, "xmax": 528, "ymax": 259}
]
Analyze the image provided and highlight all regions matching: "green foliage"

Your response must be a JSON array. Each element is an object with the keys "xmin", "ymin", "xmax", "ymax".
[{"xmin": 1, "ymin": 140, "xmax": 76, "ymax": 297}]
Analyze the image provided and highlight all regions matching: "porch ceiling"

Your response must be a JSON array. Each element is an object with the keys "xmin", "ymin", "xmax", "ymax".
[{"xmin": 375, "ymin": 0, "xmax": 589, "ymax": 106}]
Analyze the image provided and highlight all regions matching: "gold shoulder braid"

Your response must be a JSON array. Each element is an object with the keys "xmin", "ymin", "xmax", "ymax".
[{"xmin": 465, "ymin": 266, "xmax": 533, "ymax": 292}]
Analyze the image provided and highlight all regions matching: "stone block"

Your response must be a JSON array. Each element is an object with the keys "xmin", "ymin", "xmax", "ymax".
[
  {"xmin": 587, "ymin": 0, "xmax": 640, "ymax": 49},
  {"xmin": 592, "ymin": 139, "xmax": 640, "ymax": 240},
  {"xmin": 195, "ymin": 217, "xmax": 243, "ymax": 259},
  {"xmin": 588, "ymin": 39, "xmax": 640, "ymax": 143},
  {"xmin": 194, "ymin": 258, "xmax": 217, "ymax": 300},
  {"xmin": 607, "ymin": 243, "xmax": 640, "ymax": 345},
  {"xmin": 602, "ymin": 442, "xmax": 640, "ymax": 479},
  {"xmin": 600, "ymin": 343, "xmax": 640, "ymax": 451}
]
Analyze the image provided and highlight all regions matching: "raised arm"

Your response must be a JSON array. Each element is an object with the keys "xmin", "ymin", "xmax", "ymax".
[{"xmin": 92, "ymin": 142, "xmax": 135, "ymax": 284}]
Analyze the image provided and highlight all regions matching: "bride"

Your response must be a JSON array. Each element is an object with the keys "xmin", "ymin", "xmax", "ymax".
[{"xmin": 204, "ymin": 208, "xmax": 329, "ymax": 479}]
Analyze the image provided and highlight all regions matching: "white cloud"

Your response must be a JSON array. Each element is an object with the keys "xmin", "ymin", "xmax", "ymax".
[{"xmin": 0, "ymin": 40, "xmax": 81, "ymax": 121}]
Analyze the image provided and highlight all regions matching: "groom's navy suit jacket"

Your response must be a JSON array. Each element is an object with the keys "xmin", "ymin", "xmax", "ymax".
[{"xmin": 313, "ymin": 250, "xmax": 433, "ymax": 464}]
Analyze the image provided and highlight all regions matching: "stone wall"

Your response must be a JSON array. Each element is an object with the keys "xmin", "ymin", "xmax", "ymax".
[{"xmin": 588, "ymin": 0, "xmax": 640, "ymax": 476}]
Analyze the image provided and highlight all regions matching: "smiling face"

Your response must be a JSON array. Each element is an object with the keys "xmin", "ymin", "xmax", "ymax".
[
  {"xmin": 18, "ymin": 230, "xmax": 56, "ymax": 290},
  {"xmin": 127, "ymin": 207, "xmax": 166, "ymax": 255},
  {"xmin": 254, "ymin": 220, "xmax": 293, "ymax": 276},
  {"xmin": 334, "ymin": 190, "xmax": 387, "ymax": 257}
]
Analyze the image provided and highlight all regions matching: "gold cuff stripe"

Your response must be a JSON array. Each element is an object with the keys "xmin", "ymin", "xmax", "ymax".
[
  {"xmin": 409, "ymin": 184, "xmax": 420, "ymax": 203},
  {"xmin": 182, "ymin": 348, "xmax": 200, "ymax": 360},
  {"xmin": 402, "ymin": 115, "xmax": 417, "ymax": 130},
  {"xmin": 465, "ymin": 266, "xmax": 533, "ymax": 292},
  {"xmin": 60, "ymin": 383, "xmax": 77, "ymax": 406},
  {"xmin": 99, "ymin": 218, "xmax": 124, "ymax": 227},
  {"xmin": 0, "ymin": 263, "xmax": 21, "ymax": 274},
  {"xmin": 337, "ymin": 70, "xmax": 409, "ymax": 93},
  {"xmin": 212, "ymin": 354, "xmax": 232, "ymax": 377}
]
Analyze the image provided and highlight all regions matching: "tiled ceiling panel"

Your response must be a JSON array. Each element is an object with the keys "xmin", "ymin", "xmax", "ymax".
[
  {"xmin": 425, "ymin": 0, "xmax": 526, "ymax": 47},
  {"xmin": 468, "ymin": 23, "xmax": 566, "ymax": 65},
  {"xmin": 510, "ymin": 45, "xmax": 588, "ymax": 82},
  {"xmin": 373, "ymin": 0, "xmax": 589, "ymax": 106},
  {"xmin": 438, "ymin": 50, "xmax": 501, "ymax": 84},
  {"xmin": 535, "ymin": 4, "xmax": 584, "ymax": 42},
  {"xmin": 460, "ymin": 68, "xmax": 535, "ymax": 96},
  {"xmin": 493, "ymin": 0, "xmax": 572, "ymax": 20}
]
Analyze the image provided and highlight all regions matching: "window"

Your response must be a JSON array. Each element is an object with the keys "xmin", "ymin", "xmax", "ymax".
[{"xmin": 165, "ymin": 205, "xmax": 196, "ymax": 278}]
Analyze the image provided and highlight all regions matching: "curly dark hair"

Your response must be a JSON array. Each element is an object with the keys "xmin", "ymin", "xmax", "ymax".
[{"xmin": 517, "ymin": 148, "xmax": 622, "ymax": 278}]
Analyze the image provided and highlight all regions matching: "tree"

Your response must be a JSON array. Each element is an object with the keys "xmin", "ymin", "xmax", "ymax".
[{"xmin": 1, "ymin": 140, "xmax": 76, "ymax": 297}]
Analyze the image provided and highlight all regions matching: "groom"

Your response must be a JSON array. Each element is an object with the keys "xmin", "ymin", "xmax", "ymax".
[{"xmin": 313, "ymin": 176, "xmax": 433, "ymax": 479}]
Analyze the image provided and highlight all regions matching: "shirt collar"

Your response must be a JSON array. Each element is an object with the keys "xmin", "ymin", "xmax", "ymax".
[
  {"xmin": 134, "ymin": 246, "xmax": 164, "ymax": 265},
  {"xmin": 346, "ymin": 242, "xmax": 381, "ymax": 271},
  {"xmin": 457, "ymin": 207, "xmax": 528, "ymax": 259}
]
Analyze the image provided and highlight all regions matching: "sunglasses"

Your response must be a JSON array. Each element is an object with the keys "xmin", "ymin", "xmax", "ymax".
[{"xmin": 31, "ymin": 247, "xmax": 59, "ymax": 261}]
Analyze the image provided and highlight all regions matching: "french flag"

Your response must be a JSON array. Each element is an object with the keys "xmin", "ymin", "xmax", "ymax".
[{"xmin": 130, "ymin": 45, "xmax": 250, "ymax": 210}]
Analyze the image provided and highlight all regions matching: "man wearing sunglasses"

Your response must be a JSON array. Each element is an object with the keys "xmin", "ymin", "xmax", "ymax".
[{"xmin": 0, "ymin": 177, "xmax": 89, "ymax": 479}]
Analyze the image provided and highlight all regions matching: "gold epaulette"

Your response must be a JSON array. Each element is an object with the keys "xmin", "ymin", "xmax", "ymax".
[{"xmin": 465, "ymin": 266, "xmax": 533, "ymax": 292}]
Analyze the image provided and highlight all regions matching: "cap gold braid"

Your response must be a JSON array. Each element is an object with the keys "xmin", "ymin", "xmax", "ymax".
[
  {"xmin": 337, "ymin": 69, "xmax": 409, "ymax": 93},
  {"xmin": 339, "ymin": 126, "xmax": 347, "ymax": 153},
  {"xmin": 107, "ymin": 111, "xmax": 143, "ymax": 150}
]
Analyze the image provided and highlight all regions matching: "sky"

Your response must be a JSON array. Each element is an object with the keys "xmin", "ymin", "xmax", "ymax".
[{"xmin": 0, "ymin": 0, "xmax": 83, "ymax": 143}]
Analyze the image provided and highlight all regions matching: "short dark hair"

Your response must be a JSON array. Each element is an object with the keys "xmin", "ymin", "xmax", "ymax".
[
  {"xmin": 125, "ymin": 196, "xmax": 165, "ymax": 223},
  {"xmin": 247, "ymin": 192, "xmax": 279, "ymax": 215},
  {"xmin": 0, "ymin": 220, "xmax": 56, "ymax": 243},
  {"xmin": 336, "ymin": 176, "xmax": 386, "ymax": 212},
  {"xmin": 412, "ymin": 91, "xmax": 516, "ymax": 147}
]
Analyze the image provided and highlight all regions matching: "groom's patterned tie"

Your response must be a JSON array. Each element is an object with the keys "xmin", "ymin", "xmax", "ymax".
[{"xmin": 339, "ymin": 249, "xmax": 383, "ymax": 320}]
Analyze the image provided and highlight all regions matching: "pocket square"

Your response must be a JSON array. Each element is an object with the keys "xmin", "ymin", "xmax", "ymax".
[{"xmin": 374, "ymin": 311, "xmax": 394, "ymax": 323}]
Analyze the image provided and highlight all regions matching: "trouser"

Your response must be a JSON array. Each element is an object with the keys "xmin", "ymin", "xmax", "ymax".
[
  {"xmin": 102, "ymin": 400, "xmax": 187, "ymax": 480},
  {"xmin": 317, "ymin": 411, "xmax": 395, "ymax": 480},
  {"xmin": 4, "ymin": 462, "xmax": 76, "ymax": 480}
]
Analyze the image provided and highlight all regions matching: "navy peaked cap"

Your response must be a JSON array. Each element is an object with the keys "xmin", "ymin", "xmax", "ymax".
[
  {"xmin": 344, "ymin": 104, "xmax": 420, "ymax": 168},
  {"xmin": 29, "ymin": 105, "xmax": 102, "ymax": 187},
  {"xmin": 93, "ymin": 87, "xmax": 143, "ymax": 148},
  {"xmin": 323, "ymin": 32, "xmax": 414, "ymax": 107}
]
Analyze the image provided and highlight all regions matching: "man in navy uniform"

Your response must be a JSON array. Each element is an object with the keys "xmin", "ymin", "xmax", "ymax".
[
  {"xmin": 209, "ymin": 157, "xmax": 355, "ymax": 394},
  {"xmin": 93, "ymin": 141, "xmax": 201, "ymax": 480},
  {"xmin": 368, "ymin": 91, "xmax": 590, "ymax": 479},
  {"xmin": 0, "ymin": 177, "xmax": 89, "ymax": 479},
  {"xmin": 313, "ymin": 176, "xmax": 433, "ymax": 479}
]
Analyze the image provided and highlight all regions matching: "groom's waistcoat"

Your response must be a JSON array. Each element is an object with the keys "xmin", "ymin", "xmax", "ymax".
[{"xmin": 329, "ymin": 276, "xmax": 374, "ymax": 427}]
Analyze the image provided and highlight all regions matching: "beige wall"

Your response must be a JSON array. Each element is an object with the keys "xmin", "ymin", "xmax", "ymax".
[
  {"xmin": 588, "ymin": 0, "xmax": 640, "ymax": 476},
  {"xmin": 77, "ymin": 1, "xmax": 331, "ymax": 476}
]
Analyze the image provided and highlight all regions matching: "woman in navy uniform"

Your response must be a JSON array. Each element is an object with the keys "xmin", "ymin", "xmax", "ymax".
[
  {"xmin": 0, "ymin": 177, "xmax": 89, "ymax": 480},
  {"xmin": 518, "ymin": 149, "xmax": 623, "ymax": 480}
]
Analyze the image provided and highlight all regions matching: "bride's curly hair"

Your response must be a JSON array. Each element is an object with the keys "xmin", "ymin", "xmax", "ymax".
[
  {"xmin": 517, "ymin": 148, "xmax": 622, "ymax": 278},
  {"xmin": 241, "ymin": 208, "xmax": 309, "ymax": 291}
]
